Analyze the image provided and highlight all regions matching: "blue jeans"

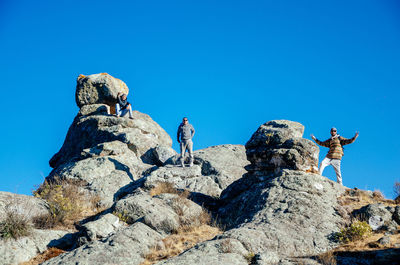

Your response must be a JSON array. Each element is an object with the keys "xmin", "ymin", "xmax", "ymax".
[{"xmin": 116, "ymin": 103, "xmax": 133, "ymax": 118}]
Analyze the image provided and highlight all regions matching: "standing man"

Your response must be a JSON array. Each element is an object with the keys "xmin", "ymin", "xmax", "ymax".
[
  {"xmin": 177, "ymin": 117, "xmax": 195, "ymax": 167},
  {"xmin": 116, "ymin": 92, "xmax": 133, "ymax": 119},
  {"xmin": 311, "ymin": 128, "xmax": 359, "ymax": 185}
]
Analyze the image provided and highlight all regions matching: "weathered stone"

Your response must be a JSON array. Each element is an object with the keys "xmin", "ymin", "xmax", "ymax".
[
  {"xmin": 49, "ymin": 112, "xmax": 172, "ymax": 168},
  {"xmin": 245, "ymin": 120, "xmax": 319, "ymax": 174},
  {"xmin": 0, "ymin": 229, "xmax": 68, "ymax": 265},
  {"xmin": 75, "ymin": 73, "xmax": 129, "ymax": 108},
  {"xmin": 378, "ymin": 236, "xmax": 391, "ymax": 246},
  {"xmin": 143, "ymin": 165, "xmax": 222, "ymax": 197},
  {"xmin": 353, "ymin": 204, "xmax": 393, "ymax": 228},
  {"xmin": 42, "ymin": 223, "xmax": 162, "ymax": 265},
  {"xmin": 78, "ymin": 104, "xmax": 110, "ymax": 117},
  {"xmin": 0, "ymin": 192, "xmax": 48, "ymax": 222},
  {"xmin": 156, "ymin": 238, "xmax": 249, "ymax": 265},
  {"xmin": 253, "ymin": 252, "xmax": 280, "ymax": 265},
  {"xmin": 394, "ymin": 206, "xmax": 400, "ymax": 225},
  {"xmin": 48, "ymin": 152, "xmax": 141, "ymax": 207},
  {"xmin": 78, "ymin": 213, "xmax": 123, "ymax": 245},
  {"xmin": 218, "ymin": 170, "xmax": 345, "ymax": 257},
  {"xmin": 113, "ymin": 192, "xmax": 180, "ymax": 234},
  {"xmin": 152, "ymin": 145, "xmax": 177, "ymax": 166}
]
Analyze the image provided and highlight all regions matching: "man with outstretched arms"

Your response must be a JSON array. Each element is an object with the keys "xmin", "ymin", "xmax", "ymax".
[
  {"xmin": 311, "ymin": 127, "xmax": 359, "ymax": 185},
  {"xmin": 177, "ymin": 117, "xmax": 195, "ymax": 167}
]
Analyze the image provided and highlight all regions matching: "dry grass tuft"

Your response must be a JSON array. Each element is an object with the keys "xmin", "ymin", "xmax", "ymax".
[
  {"xmin": 394, "ymin": 182, "xmax": 400, "ymax": 204},
  {"xmin": 338, "ymin": 188, "xmax": 396, "ymax": 213},
  {"xmin": 32, "ymin": 177, "xmax": 102, "ymax": 229},
  {"xmin": 0, "ymin": 207, "xmax": 31, "ymax": 240},
  {"xmin": 20, "ymin": 247, "xmax": 65, "ymax": 265},
  {"xmin": 317, "ymin": 250, "xmax": 337, "ymax": 265},
  {"xmin": 141, "ymin": 224, "xmax": 221, "ymax": 265},
  {"xmin": 149, "ymin": 182, "xmax": 189, "ymax": 198}
]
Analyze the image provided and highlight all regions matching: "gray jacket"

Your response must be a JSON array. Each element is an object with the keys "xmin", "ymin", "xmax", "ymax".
[{"xmin": 177, "ymin": 123, "xmax": 195, "ymax": 141}]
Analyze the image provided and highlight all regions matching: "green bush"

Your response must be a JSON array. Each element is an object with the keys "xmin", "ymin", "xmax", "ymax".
[
  {"xmin": 335, "ymin": 220, "xmax": 372, "ymax": 243},
  {"xmin": 0, "ymin": 210, "xmax": 31, "ymax": 240}
]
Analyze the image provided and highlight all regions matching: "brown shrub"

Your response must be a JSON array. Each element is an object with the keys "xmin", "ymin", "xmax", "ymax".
[
  {"xmin": 33, "ymin": 177, "xmax": 101, "ymax": 229},
  {"xmin": 149, "ymin": 182, "xmax": 189, "ymax": 199},
  {"xmin": 20, "ymin": 247, "xmax": 65, "ymax": 265},
  {"xmin": 317, "ymin": 250, "xmax": 337, "ymax": 265},
  {"xmin": 0, "ymin": 207, "xmax": 31, "ymax": 240},
  {"xmin": 394, "ymin": 182, "xmax": 400, "ymax": 203},
  {"xmin": 142, "ymin": 224, "xmax": 221, "ymax": 265}
]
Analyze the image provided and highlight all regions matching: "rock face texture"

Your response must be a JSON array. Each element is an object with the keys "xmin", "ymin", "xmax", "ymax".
[
  {"xmin": 0, "ymin": 192, "xmax": 48, "ymax": 222},
  {"xmin": 42, "ymin": 223, "xmax": 162, "ymax": 265},
  {"xmin": 6, "ymin": 74, "xmax": 396, "ymax": 264},
  {"xmin": 215, "ymin": 121, "xmax": 345, "ymax": 256},
  {"xmin": 76, "ymin": 73, "xmax": 129, "ymax": 108},
  {"xmin": 0, "ymin": 229, "xmax": 68, "ymax": 265},
  {"xmin": 245, "ymin": 120, "xmax": 319, "ymax": 174},
  {"xmin": 48, "ymin": 74, "xmax": 173, "ymax": 206}
]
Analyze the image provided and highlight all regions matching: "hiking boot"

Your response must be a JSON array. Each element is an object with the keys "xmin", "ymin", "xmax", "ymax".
[{"xmin": 129, "ymin": 117, "xmax": 133, "ymax": 120}]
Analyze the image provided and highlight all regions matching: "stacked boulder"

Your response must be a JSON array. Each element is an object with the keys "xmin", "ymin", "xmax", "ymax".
[
  {"xmin": 216, "ymin": 120, "xmax": 346, "ymax": 258},
  {"xmin": 48, "ymin": 73, "xmax": 174, "ymax": 207},
  {"xmin": 245, "ymin": 120, "xmax": 319, "ymax": 175}
]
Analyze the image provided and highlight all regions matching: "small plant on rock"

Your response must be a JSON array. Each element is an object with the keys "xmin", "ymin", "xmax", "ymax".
[
  {"xmin": 33, "ymin": 177, "xmax": 100, "ymax": 229},
  {"xmin": 0, "ymin": 207, "xmax": 31, "ymax": 240},
  {"xmin": 112, "ymin": 210, "xmax": 132, "ymax": 223},
  {"xmin": 335, "ymin": 220, "xmax": 372, "ymax": 243},
  {"xmin": 394, "ymin": 181, "xmax": 400, "ymax": 203}
]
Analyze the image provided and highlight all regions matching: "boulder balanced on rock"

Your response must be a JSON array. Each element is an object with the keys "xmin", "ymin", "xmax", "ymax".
[
  {"xmin": 75, "ymin": 73, "xmax": 129, "ymax": 108},
  {"xmin": 245, "ymin": 120, "xmax": 319, "ymax": 174}
]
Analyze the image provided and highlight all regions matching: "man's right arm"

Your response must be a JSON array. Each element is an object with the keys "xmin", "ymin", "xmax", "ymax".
[
  {"xmin": 177, "ymin": 126, "xmax": 181, "ymax": 143},
  {"xmin": 311, "ymin": 135, "xmax": 330, "ymax": 147}
]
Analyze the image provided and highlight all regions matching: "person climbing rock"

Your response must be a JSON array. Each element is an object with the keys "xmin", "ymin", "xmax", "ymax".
[
  {"xmin": 115, "ymin": 92, "xmax": 133, "ymax": 119},
  {"xmin": 177, "ymin": 117, "xmax": 195, "ymax": 167},
  {"xmin": 311, "ymin": 128, "xmax": 359, "ymax": 185}
]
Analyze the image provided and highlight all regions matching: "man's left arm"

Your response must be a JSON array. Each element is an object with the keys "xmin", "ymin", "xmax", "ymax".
[{"xmin": 341, "ymin": 132, "xmax": 359, "ymax": 146}]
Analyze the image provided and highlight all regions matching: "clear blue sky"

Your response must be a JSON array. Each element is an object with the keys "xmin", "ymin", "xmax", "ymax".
[{"xmin": 0, "ymin": 0, "xmax": 399, "ymax": 198}]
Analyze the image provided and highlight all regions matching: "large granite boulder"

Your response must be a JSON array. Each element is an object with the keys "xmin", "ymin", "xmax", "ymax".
[
  {"xmin": 245, "ymin": 120, "xmax": 319, "ymax": 174},
  {"xmin": 214, "ymin": 120, "xmax": 345, "ymax": 257},
  {"xmin": 0, "ymin": 229, "xmax": 68, "ymax": 265},
  {"xmin": 42, "ymin": 222, "xmax": 162, "ymax": 265},
  {"xmin": 48, "ymin": 141, "xmax": 147, "ymax": 207},
  {"xmin": 0, "ymin": 192, "xmax": 48, "ymax": 222},
  {"xmin": 156, "ymin": 238, "xmax": 249, "ymax": 265},
  {"xmin": 160, "ymin": 145, "xmax": 249, "ymax": 196},
  {"xmin": 114, "ymin": 191, "xmax": 203, "ymax": 235},
  {"xmin": 49, "ymin": 112, "xmax": 172, "ymax": 168},
  {"xmin": 218, "ymin": 170, "xmax": 345, "ymax": 256},
  {"xmin": 77, "ymin": 213, "xmax": 124, "ymax": 245},
  {"xmin": 75, "ymin": 73, "xmax": 129, "ymax": 108}
]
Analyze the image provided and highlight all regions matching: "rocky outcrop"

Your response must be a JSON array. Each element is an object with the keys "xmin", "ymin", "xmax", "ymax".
[
  {"xmin": 0, "ymin": 229, "xmax": 68, "ymax": 265},
  {"xmin": 75, "ymin": 73, "xmax": 129, "ymax": 108},
  {"xmin": 77, "ymin": 213, "xmax": 124, "ymax": 245},
  {"xmin": 114, "ymin": 191, "xmax": 203, "ymax": 235},
  {"xmin": 160, "ymin": 144, "xmax": 249, "ymax": 197},
  {"xmin": 0, "ymin": 192, "xmax": 48, "ymax": 222},
  {"xmin": 49, "ymin": 112, "xmax": 172, "ymax": 169},
  {"xmin": 42, "ymin": 222, "xmax": 162, "ymax": 265},
  {"xmin": 156, "ymin": 238, "xmax": 249, "ymax": 265},
  {"xmin": 211, "ymin": 121, "xmax": 346, "ymax": 257},
  {"xmin": 48, "ymin": 74, "xmax": 173, "ymax": 206},
  {"xmin": 245, "ymin": 120, "xmax": 319, "ymax": 174}
]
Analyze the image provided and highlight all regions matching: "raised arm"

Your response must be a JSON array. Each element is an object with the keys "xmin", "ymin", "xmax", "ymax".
[
  {"xmin": 311, "ymin": 134, "xmax": 330, "ymax": 147},
  {"xmin": 340, "ymin": 132, "xmax": 359, "ymax": 146}
]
